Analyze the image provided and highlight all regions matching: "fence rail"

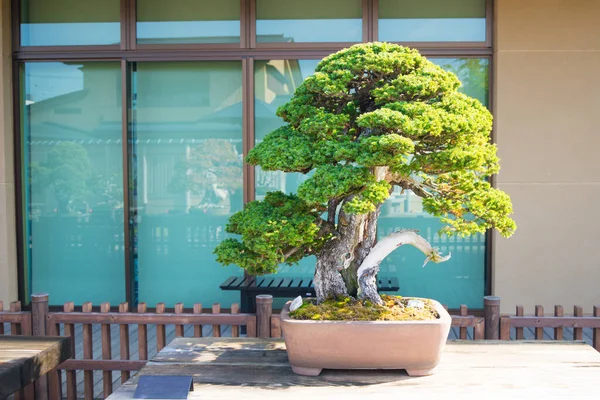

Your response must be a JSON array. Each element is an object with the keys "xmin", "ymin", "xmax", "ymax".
[
  {"xmin": 500, "ymin": 304, "xmax": 600, "ymax": 352},
  {"xmin": 1, "ymin": 294, "xmax": 600, "ymax": 400}
]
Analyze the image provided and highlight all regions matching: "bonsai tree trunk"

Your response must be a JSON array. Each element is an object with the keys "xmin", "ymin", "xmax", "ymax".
[{"xmin": 357, "ymin": 230, "xmax": 452, "ymax": 305}]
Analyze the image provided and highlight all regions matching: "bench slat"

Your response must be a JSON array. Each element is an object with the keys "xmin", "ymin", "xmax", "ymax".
[
  {"xmin": 239, "ymin": 277, "xmax": 256, "ymax": 288},
  {"xmin": 220, "ymin": 276, "xmax": 237, "ymax": 288},
  {"xmin": 255, "ymin": 277, "xmax": 266, "ymax": 287},
  {"xmin": 280, "ymin": 278, "xmax": 293, "ymax": 288},
  {"xmin": 269, "ymin": 278, "xmax": 284, "ymax": 288}
]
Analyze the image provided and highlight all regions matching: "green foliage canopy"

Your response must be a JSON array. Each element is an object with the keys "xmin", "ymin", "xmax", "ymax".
[{"xmin": 215, "ymin": 43, "xmax": 516, "ymax": 274}]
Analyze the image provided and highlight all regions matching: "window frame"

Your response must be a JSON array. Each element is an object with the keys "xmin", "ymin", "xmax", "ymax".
[{"xmin": 12, "ymin": 0, "xmax": 495, "ymax": 307}]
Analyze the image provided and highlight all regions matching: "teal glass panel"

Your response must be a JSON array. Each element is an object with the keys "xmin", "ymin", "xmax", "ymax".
[
  {"xmin": 431, "ymin": 58, "xmax": 489, "ymax": 107},
  {"xmin": 23, "ymin": 62, "xmax": 125, "ymax": 305},
  {"xmin": 21, "ymin": 0, "xmax": 120, "ymax": 46},
  {"xmin": 137, "ymin": 0, "xmax": 240, "ymax": 44},
  {"xmin": 256, "ymin": 0, "xmax": 362, "ymax": 43},
  {"xmin": 378, "ymin": 58, "xmax": 490, "ymax": 308},
  {"xmin": 132, "ymin": 62, "xmax": 244, "ymax": 307},
  {"xmin": 378, "ymin": 0, "xmax": 486, "ymax": 42},
  {"xmin": 254, "ymin": 60, "xmax": 319, "ymax": 307},
  {"xmin": 253, "ymin": 58, "xmax": 488, "ymax": 308}
]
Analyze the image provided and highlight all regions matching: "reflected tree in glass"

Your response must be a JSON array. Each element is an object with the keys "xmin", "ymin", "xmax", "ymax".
[{"xmin": 170, "ymin": 139, "xmax": 243, "ymax": 214}]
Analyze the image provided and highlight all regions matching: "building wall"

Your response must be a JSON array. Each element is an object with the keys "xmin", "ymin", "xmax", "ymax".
[
  {"xmin": 493, "ymin": 0, "xmax": 600, "ymax": 313},
  {"xmin": 0, "ymin": 0, "xmax": 18, "ymax": 304}
]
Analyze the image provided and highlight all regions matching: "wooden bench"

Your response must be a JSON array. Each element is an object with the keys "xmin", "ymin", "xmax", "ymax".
[{"xmin": 220, "ymin": 275, "xmax": 399, "ymax": 313}]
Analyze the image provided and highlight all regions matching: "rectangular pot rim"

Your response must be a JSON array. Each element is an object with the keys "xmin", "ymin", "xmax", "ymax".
[{"xmin": 281, "ymin": 298, "xmax": 452, "ymax": 325}]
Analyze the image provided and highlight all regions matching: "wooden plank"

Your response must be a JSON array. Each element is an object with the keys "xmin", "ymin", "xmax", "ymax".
[
  {"xmin": 62, "ymin": 303, "xmax": 77, "ymax": 400},
  {"xmin": 0, "ymin": 337, "xmax": 71, "ymax": 399},
  {"xmin": 193, "ymin": 304, "xmax": 203, "ymax": 338},
  {"xmin": 594, "ymin": 306, "xmax": 600, "ymax": 352},
  {"xmin": 62, "ymin": 360, "xmax": 146, "ymax": 371},
  {"xmin": 10, "ymin": 301, "xmax": 22, "ymax": 335},
  {"xmin": 515, "ymin": 305, "xmax": 524, "ymax": 340},
  {"xmin": 220, "ymin": 276, "xmax": 237, "ymax": 288},
  {"xmin": 246, "ymin": 316, "xmax": 257, "ymax": 338},
  {"xmin": 105, "ymin": 339, "xmax": 600, "ymax": 400},
  {"xmin": 554, "ymin": 305, "xmax": 563, "ymax": 340},
  {"xmin": 118, "ymin": 303, "xmax": 130, "ymax": 384},
  {"xmin": 231, "ymin": 304, "xmax": 239, "ymax": 338},
  {"xmin": 155, "ymin": 303, "xmax": 166, "ymax": 352},
  {"xmin": 459, "ymin": 305, "xmax": 467, "ymax": 340},
  {"xmin": 507, "ymin": 315, "xmax": 600, "ymax": 329},
  {"xmin": 474, "ymin": 318, "xmax": 484, "ymax": 340},
  {"xmin": 0, "ymin": 301, "xmax": 4, "ymax": 335},
  {"xmin": 175, "ymin": 303, "xmax": 184, "ymax": 337},
  {"xmin": 535, "ymin": 305, "xmax": 544, "ymax": 340},
  {"xmin": 280, "ymin": 278, "xmax": 293, "ymax": 288},
  {"xmin": 101, "ymin": 303, "xmax": 113, "ymax": 398},
  {"xmin": 269, "ymin": 278, "xmax": 284, "ymax": 288},
  {"xmin": 254, "ymin": 277, "xmax": 267, "ymax": 287},
  {"xmin": 80, "ymin": 303, "xmax": 94, "ymax": 400},
  {"xmin": 48, "ymin": 312, "xmax": 252, "ymax": 326},
  {"xmin": 270, "ymin": 315, "xmax": 282, "ymax": 338},
  {"xmin": 574, "ymin": 306, "xmax": 583, "ymax": 340},
  {"xmin": 137, "ymin": 303, "xmax": 148, "ymax": 361},
  {"xmin": 212, "ymin": 304, "xmax": 221, "ymax": 337}
]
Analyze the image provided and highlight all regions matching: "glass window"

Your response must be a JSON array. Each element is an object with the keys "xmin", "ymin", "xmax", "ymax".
[
  {"xmin": 137, "ymin": 0, "xmax": 240, "ymax": 44},
  {"xmin": 254, "ymin": 58, "xmax": 488, "ymax": 308},
  {"xmin": 256, "ymin": 0, "xmax": 362, "ymax": 43},
  {"xmin": 20, "ymin": 0, "xmax": 121, "ymax": 46},
  {"xmin": 22, "ymin": 62, "xmax": 125, "ymax": 305},
  {"xmin": 132, "ymin": 62, "xmax": 244, "ymax": 307},
  {"xmin": 254, "ymin": 60, "xmax": 319, "ymax": 306},
  {"xmin": 378, "ymin": 0, "xmax": 486, "ymax": 42},
  {"xmin": 378, "ymin": 57, "xmax": 490, "ymax": 308},
  {"xmin": 432, "ymin": 58, "xmax": 489, "ymax": 106}
]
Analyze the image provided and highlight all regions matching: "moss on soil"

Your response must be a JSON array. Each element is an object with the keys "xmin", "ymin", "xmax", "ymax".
[{"xmin": 289, "ymin": 295, "xmax": 439, "ymax": 321}]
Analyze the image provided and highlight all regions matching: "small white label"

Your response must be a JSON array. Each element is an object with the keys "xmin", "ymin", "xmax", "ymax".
[{"xmin": 289, "ymin": 296, "xmax": 303, "ymax": 312}]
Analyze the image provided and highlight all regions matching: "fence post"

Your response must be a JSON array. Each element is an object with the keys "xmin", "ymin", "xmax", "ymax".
[
  {"xmin": 484, "ymin": 296, "xmax": 500, "ymax": 340},
  {"xmin": 256, "ymin": 295, "xmax": 273, "ymax": 338},
  {"xmin": 31, "ymin": 293, "xmax": 49, "ymax": 400}
]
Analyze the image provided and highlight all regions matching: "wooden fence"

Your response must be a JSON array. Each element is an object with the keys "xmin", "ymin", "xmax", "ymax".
[
  {"xmin": 500, "ymin": 304, "xmax": 600, "ymax": 352},
  {"xmin": 1, "ymin": 294, "xmax": 599, "ymax": 400}
]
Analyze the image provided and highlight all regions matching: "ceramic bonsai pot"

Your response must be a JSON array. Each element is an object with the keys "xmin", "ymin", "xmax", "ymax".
[{"xmin": 280, "ymin": 298, "xmax": 451, "ymax": 377}]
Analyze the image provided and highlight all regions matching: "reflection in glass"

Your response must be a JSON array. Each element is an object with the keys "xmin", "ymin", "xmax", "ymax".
[
  {"xmin": 378, "ymin": 0, "xmax": 486, "ymax": 42},
  {"xmin": 254, "ymin": 60, "xmax": 319, "ymax": 298},
  {"xmin": 256, "ymin": 0, "xmax": 362, "ymax": 43},
  {"xmin": 137, "ymin": 0, "xmax": 240, "ymax": 44},
  {"xmin": 132, "ymin": 62, "xmax": 244, "ymax": 306},
  {"xmin": 21, "ymin": 0, "xmax": 120, "ymax": 46},
  {"xmin": 23, "ymin": 62, "xmax": 125, "ymax": 304},
  {"xmin": 254, "ymin": 58, "xmax": 488, "ymax": 308},
  {"xmin": 432, "ymin": 58, "xmax": 489, "ymax": 106},
  {"xmin": 378, "ymin": 58, "xmax": 489, "ymax": 308}
]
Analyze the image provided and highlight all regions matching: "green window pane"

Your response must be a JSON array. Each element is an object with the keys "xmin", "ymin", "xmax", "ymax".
[
  {"xmin": 256, "ymin": 0, "xmax": 362, "ymax": 43},
  {"xmin": 132, "ymin": 62, "xmax": 244, "ymax": 307},
  {"xmin": 23, "ymin": 62, "xmax": 125, "ymax": 305},
  {"xmin": 432, "ymin": 58, "xmax": 489, "ymax": 106},
  {"xmin": 253, "ymin": 57, "xmax": 488, "ymax": 308},
  {"xmin": 137, "ymin": 0, "xmax": 240, "ymax": 44},
  {"xmin": 378, "ymin": 0, "xmax": 486, "ymax": 42},
  {"xmin": 254, "ymin": 60, "xmax": 319, "ymax": 307},
  {"xmin": 21, "ymin": 0, "xmax": 120, "ymax": 46}
]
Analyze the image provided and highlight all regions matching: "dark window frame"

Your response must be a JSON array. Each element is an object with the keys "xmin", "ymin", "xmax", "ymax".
[{"xmin": 12, "ymin": 0, "xmax": 494, "ymax": 308}]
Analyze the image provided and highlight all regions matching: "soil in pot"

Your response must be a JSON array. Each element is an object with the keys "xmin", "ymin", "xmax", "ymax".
[{"xmin": 289, "ymin": 295, "xmax": 439, "ymax": 322}]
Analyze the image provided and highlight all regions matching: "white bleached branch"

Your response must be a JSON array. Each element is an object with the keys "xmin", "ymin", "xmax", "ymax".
[{"xmin": 357, "ymin": 230, "xmax": 451, "ymax": 280}]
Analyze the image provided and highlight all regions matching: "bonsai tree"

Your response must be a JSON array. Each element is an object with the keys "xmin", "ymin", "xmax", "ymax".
[{"xmin": 215, "ymin": 43, "xmax": 515, "ymax": 305}]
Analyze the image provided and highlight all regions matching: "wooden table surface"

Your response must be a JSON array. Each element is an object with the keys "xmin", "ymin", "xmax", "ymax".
[
  {"xmin": 0, "ymin": 336, "xmax": 71, "ymax": 399},
  {"xmin": 107, "ymin": 338, "xmax": 600, "ymax": 399}
]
